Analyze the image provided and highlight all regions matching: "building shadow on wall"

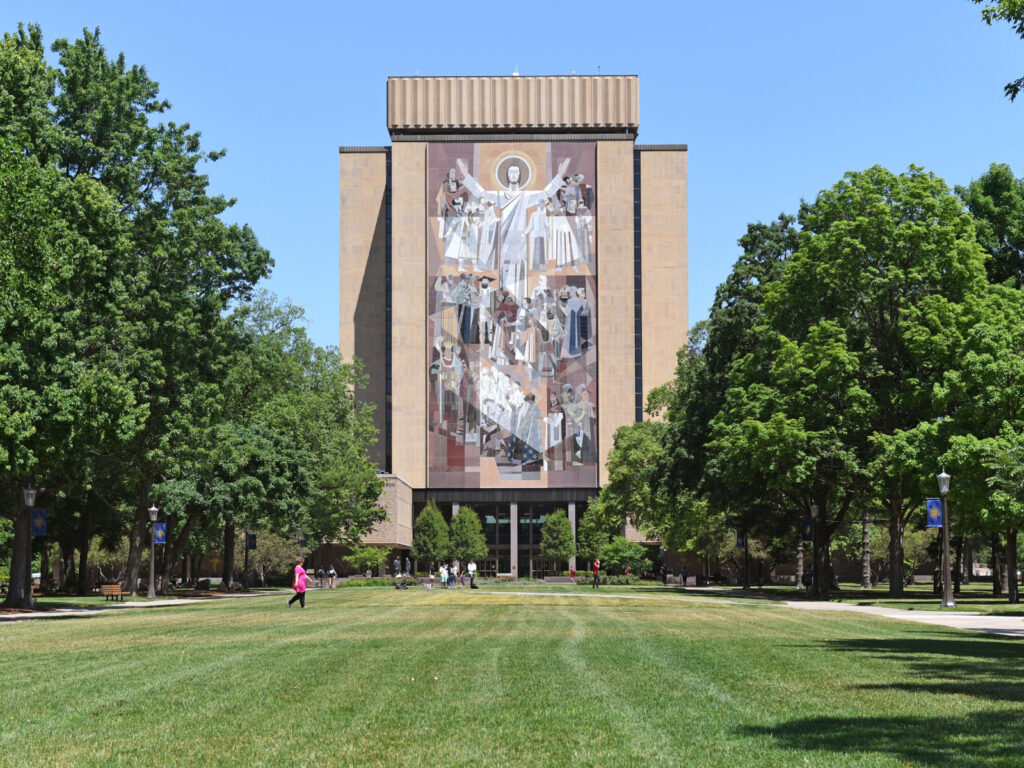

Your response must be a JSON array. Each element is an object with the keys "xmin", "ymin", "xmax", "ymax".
[
  {"xmin": 353, "ymin": 193, "xmax": 387, "ymax": 465},
  {"xmin": 741, "ymin": 631, "xmax": 1024, "ymax": 766}
]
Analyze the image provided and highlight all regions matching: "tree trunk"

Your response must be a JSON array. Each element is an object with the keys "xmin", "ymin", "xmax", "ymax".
[
  {"xmin": 812, "ymin": 510, "xmax": 829, "ymax": 598},
  {"xmin": 124, "ymin": 474, "xmax": 154, "ymax": 595},
  {"xmin": 963, "ymin": 540, "xmax": 971, "ymax": 585},
  {"xmin": 39, "ymin": 541, "xmax": 50, "ymax": 593},
  {"xmin": 796, "ymin": 540, "xmax": 804, "ymax": 591},
  {"xmin": 888, "ymin": 506, "xmax": 905, "ymax": 597},
  {"xmin": 861, "ymin": 511, "xmax": 871, "ymax": 590},
  {"xmin": 992, "ymin": 532, "xmax": 1003, "ymax": 596},
  {"xmin": 1006, "ymin": 528, "xmax": 1019, "ymax": 604},
  {"xmin": 742, "ymin": 542, "xmax": 750, "ymax": 590},
  {"xmin": 219, "ymin": 521, "xmax": 236, "ymax": 592},
  {"xmin": 953, "ymin": 537, "xmax": 962, "ymax": 596},
  {"xmin": 3, "ymin": 504, "xmax": 33, "ymax": 609},
  {"xmin": 161, "ymin": 512, "xmax": 199, "ymax": 595}
]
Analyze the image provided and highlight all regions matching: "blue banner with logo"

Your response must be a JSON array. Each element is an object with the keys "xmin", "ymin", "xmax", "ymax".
[
  {"xmin": 247, "ymin": 533, "xmax": 257, "ymax": 550},
  {"xmin": 31, "ymin": 509, "xmax": 46, "ymax": 537},
  {"xmin": 925, "ymin": 498, "xmax": 943, "ymax": 528},
  {"xmin": 736, "ymin": 532, "xmax": 745, "ymax": 549},
  {"xmin": 801, "ymin": 520, "xmax": 814, "ymax": 542},
  {"xmin": 154, "ymin": 522, "xmax": 167, "ymax": 544}
]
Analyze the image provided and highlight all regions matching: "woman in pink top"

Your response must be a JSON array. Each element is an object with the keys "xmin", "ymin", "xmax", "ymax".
[{"xmin": 288, "ymin": 556, "xmax": 308, "ymax": 608}]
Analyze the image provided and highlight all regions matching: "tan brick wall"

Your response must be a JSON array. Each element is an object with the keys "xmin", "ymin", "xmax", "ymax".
[
  {"xmin": 640, "ymin": 149, "xmax": 688, "ymax": 411},
  {"xmin": 390, "ymin": 143, "xmax": 427, "ymax": 488},
  {"xmin": 363, "ymin": 475, "xmax": 413, "ymax": 547},
  {"xmin": 339, "ymin": 152, "xmax": 388, "ymax": 467},
  {"xmin": 596, "ymin": 141, "xmax": 636, "ymax": 486}
]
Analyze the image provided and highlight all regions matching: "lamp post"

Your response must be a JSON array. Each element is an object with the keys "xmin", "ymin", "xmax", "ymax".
[
  {"xmin": 22, "ymin": 485, "xmax": 37, "ymax": 609},
  {"xmin": 147, "ymin": 504, "xmax": 159, "ymax": 599},
  {"xmin": 937, "ymin": 470, "xmax": 955, "ymax": 608},
  {"xmin": 810, "ymin": 503, "xmax": 819, "ymax": 597}
]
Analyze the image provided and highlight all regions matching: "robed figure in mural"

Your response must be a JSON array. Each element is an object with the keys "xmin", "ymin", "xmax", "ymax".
[{"xmin": 456, "ymin": 157, "xmax": 570, "ymax": 302}]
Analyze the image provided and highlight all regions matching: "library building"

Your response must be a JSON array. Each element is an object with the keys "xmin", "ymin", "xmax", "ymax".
[{"xmin": 339, "ymin": 75, "xmax": 687, "ymax": 576}]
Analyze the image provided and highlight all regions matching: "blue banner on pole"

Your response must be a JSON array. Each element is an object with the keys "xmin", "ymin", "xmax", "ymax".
[
  {"xmin": 154, "ymin": 523, "xmax": 167, "ymax": 544},
  {"xmin": 801, "ymin": 520, "xmax": 814, "ymax": 542},
  {"xmin": 31, "ymin": 509, "xmax": 46, "ymax": 537},
  {"xmin": 925, "ymin": 498, "xmax": 943, "ymax": 528},
  {"xmin": 247, "ymin": 533, "xmax": 257, "ymax": 550},
  {"xmin": 736, "ymin": 532, "xmax": 745, "ymax": 549}
]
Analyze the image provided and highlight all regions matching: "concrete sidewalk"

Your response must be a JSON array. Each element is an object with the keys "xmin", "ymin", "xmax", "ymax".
[
  {"xmin": 780, "ymin": 598, "xmax": 1024, "ymax": 638},
  {"xmin": 0, "ymin": 589, "xmax": 282, "ymax": 622}
]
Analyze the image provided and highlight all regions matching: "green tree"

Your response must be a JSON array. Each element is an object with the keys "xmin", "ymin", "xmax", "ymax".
[
  {"xmin": 539, "ymin": 508, "xmax": 575, "ymax": 568},
  {"xmin": 576, "ymin": 509, "xmax": 613, "ymax": 564},
  {"xmin": 590, "ymin": 420, "xmax": 668, "ymax": 538},
  {"xmin": 721, "ymin": 166, "xmax": 985, "ymax": 596},
  {"xmin": 449, "ymin": 508, "xmax": 488, "ymax": 564},
  {"xmin": 343, "ymin": 545, "xmax": 388, "ymax": 576},
  {"xmin": 958, "ymin": 163, "xmax": 1024, "ymax": 285},
  {"xmin": 411, "ymin": 502, "xmax": 449, "ymax": 565},
  {"xmin": 598, "ymin": 536, "xmax": 650, "ymax": 576},
  {"xmin": 971, "ymin": 1, "xmax": 1024, "ymax": 100}
]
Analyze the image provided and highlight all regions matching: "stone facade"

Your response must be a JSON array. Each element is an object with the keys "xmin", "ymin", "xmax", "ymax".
[{"xmin": 340, "ymin": 76, "xmax": 686, "ymax": 569}]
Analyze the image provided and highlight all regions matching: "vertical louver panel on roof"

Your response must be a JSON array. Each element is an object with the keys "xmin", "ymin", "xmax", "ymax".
[{"xmin": 386, "ymin": 76, "xmax": 639, "ymax": 132}]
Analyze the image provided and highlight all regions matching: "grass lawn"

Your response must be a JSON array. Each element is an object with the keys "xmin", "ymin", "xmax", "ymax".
[{"xmin": 1, "ymin": 586, "xmax": 1022, "ymax": 767}]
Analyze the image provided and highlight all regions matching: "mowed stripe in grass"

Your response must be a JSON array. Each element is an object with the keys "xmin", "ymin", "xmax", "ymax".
[{"xmin": 1, "ymin": 588, "xmax": 1022, "ymax": 767}]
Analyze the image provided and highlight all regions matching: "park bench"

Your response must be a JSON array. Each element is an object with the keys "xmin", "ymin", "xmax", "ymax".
[{"xmin": 100, "ymin": 584, "xmax": 127, "ymax": 601}]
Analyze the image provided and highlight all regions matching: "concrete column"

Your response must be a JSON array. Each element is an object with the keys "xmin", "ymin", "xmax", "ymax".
[
  {"xmin": 510, "ymin": 502, "xmax": 518, "ymax": 578},
  {"xmin": 568, "ymin": 502, "xmax": 577, "ymax": 573},
  {"xmin": 452, "ymin": 502, "xmax": 460, "ymax": 516}
]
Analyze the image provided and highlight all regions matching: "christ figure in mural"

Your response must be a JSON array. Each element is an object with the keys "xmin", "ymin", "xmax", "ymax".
[{"xmin": 456, "ymin": 157, "xmax": 570, "ymax": 302}]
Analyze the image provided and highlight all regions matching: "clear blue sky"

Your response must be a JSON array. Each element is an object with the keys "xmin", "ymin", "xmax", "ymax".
[{"xmin": 4, "ymin": 1, "xmax": 1024, "ymax": 351}]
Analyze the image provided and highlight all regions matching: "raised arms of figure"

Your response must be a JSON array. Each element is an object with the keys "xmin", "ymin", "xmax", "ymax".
[{"xmin": 456, "ymin": 157, "xmax": 571, "ymax": 203}]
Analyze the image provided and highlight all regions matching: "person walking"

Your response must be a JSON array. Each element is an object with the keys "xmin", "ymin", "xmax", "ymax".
[
  {"xmin": 592, "ymin": 558, "xmax": 600, "ymax": 589},
  {"xmin": 439, "ymin": 563, "xmax": 448, "ymax": 589},
  {"xmin": 327, "ymin": 565, "xmax": 337, "ymax": 588},
  {"xmin": 288, "ymin": 556, "xmax": 308, "ymax": 608},
  {"xmin": 468, "ymin": 559, "xmax": 477, "ymax": 588}
]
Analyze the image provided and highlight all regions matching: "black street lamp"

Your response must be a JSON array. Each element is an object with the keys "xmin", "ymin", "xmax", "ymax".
[
  {"xmin": 147, "ymin": 504, "xmax": 159, "ymax": 599},
  {"xmin": 937, "ymin": 470, "xmax": 955, "ymax": 608},
  {"xmin": 810, "ymin": 503, "xmax": 820, "ymax": 597},
  {"xmin": 22, "ymin": 485, "xmax": 37, "ymax": 609}
]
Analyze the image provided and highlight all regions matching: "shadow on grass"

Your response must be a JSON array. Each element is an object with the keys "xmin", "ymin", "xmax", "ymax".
[
  {"xmin": 748, "ymin": 631, "xmax": 1024, "ymax": 766},
  {"xmin": 826, "ymin": 632, "xmax": 1024, "ymax": 703},
  {"xmin": 742, "ymin": 711, "xmax": 1021, "ymax": 767}
]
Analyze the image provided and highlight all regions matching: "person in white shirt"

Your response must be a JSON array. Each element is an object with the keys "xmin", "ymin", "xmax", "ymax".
[{"xmin": 468, "ymin": 559, "xmax": 477, "ymax": 588}]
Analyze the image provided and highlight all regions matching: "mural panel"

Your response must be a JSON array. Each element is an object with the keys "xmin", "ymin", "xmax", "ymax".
[{"xmin": 426, "ymin": 142, "xmax": 598, "ymax": 488}]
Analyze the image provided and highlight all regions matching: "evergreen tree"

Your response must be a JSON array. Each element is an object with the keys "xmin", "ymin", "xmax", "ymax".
[
  {"xmin": 411, "ymin": 502, "xmax": 449, "ymax": 565},
  {"xmin": 539, "ymin": 508, "xmax": 575, "ymax": 568},
  {"xmin": 449, "ymin": 507, "xmax": 488, "ymax": 563}
]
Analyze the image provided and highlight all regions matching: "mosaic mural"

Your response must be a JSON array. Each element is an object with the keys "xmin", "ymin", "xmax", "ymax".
[{"xmin": 427, "ymin": 142, "xmax": 598, "ymax": 488}]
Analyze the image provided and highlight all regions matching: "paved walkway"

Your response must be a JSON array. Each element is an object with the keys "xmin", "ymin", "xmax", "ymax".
[{"xmin": 0, "ymin": 589, "xmax": 281, "ymax": 622}]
